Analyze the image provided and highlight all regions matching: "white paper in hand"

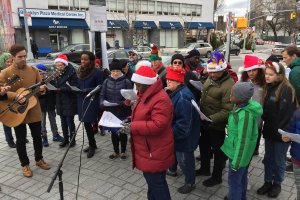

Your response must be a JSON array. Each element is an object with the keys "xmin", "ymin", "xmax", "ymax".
[
  {"xmin": 46, "ymin": 83, "xmax": 58, "ymax": 91},
  {"xmin": 191, "ymin": 99, "xmax": 213, "ymax": 122},
  {"xmin": 103, "ymin": 100, "xmax": 119, "ymax": 106},
  {"xmin": 278, "ymin": 129, "xmax": 300, "ymax": 143},
  {"xmin": 189, "ymin": 80, "xmax": 203, "ymax": 91},
  {"xmin": 99, "ymin": 111, "xmax": 123, "ymax": 128},
  {"xmin": 66, "ymin": 81, "xmax": 81, "ymax": 92},
  {"xmin": 120, "ymin": 89, "xmax": 137, "ymax": 100}
]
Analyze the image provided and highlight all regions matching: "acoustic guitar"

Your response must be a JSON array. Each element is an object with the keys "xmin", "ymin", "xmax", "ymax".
[{"xmin": 0, "ymin": 71, "xmax": 60, "ymax": 127}]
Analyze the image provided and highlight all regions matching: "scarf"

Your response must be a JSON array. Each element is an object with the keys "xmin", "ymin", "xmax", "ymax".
[{"xmin": 77, "ymin": 65, "xmax": 96, "ymax": 80}]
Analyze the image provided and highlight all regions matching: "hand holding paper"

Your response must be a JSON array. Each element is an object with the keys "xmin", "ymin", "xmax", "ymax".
[
  {"xmin": 99, "ymin": 111, "xmax": 123, "ymax": 128},
  {"xmin": 278, "ymin": 129, "xmax": 300, "ymax": 143},
  {"xmin": 120, "ymin": 89, "xmax": 137, "ymax": 101},
  {"xmin": 191, "ymin": 99, "xmax": 213, "ymax": 122},
  {"xmin": 66, "ymin": 81, "xmax": 82, "ymax": 92},
  {"xmin": 189, "ymin": 80, "xmax": 203, "ymax": 92}
]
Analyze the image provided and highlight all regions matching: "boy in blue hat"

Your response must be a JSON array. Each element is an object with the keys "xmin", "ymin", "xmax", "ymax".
[{"xmin": 36, "ymin": 64, "xmax": 63, "ymax": 146}]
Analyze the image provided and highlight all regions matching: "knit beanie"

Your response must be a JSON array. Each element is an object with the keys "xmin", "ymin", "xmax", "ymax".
[
  {"xmin": 232, "ymin": 82, "xmax": 254, "ymax": 102},
  {"xmin": 131, "ymin": 66, "xmax": 157, "ymax": 85},
  {"xmin": 36, "ymin": 64, "xmax": 47, "ymax": 72},
  {"xmin": 185, "ymin": 49, "xmax": 200, "ymax": 59},
  {"xmin": 109, "ymin": 59, "xmax": 123, "ymax": 71},
  {"xmin": 149, "ymin": 43, "xmax": 162, "ymax": 61},
  {"xmin": 54, "ymin": 54, "xmax": 68, "ymax": 66},
  {"xmin": 171, "ymin": 54, "xmax": 185, "ymax": 65},
  {"xmin": 0, "ymin": 52, "xmax": 12, "ymax": 69},
  {"xmin": 166, "ymin": 66, "xmax": 186, "ymax": 83}
]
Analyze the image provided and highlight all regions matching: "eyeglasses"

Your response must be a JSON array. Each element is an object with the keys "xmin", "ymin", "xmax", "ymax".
[
  {"xmin": 129, "ymin": 54, "xmax": 136, "ymax": 56},
  {"xmin": 173, "ymin": 61, "xmax": 183, "ymax": 65}
]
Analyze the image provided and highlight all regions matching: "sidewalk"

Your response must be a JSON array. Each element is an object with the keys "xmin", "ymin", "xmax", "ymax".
[{"xmin": 0, "ymin": 117, "xmax": 296, "ymax": 200}]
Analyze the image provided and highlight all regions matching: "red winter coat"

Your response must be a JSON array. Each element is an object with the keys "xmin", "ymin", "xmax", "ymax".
[{"xmin": 130, "ymin": 79, "xmax": 175, "ymax": 172}]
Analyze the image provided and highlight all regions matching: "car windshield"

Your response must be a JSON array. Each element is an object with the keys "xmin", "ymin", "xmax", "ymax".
[
  {"xmin": 60, "ymin": 45, "xmax": 77, "ymax": 52},
  {"xmin": 183, "ymin": 43, "xmax": 195, "ymax": 49}
]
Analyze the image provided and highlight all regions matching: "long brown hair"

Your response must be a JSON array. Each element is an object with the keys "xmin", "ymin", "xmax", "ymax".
[
  {"xmin": 241, "ymin": 68, "xmax": 266, "ymax": 87},
  {"xmin": 263, "ymin": 62, "xmax": 297, "ymax": 104}
]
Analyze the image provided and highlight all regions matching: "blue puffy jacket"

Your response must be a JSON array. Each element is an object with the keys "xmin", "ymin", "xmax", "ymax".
[
  {"xmin": 284, "ymin": 108, "xmax": 300, "ymax": 162},
  {"xmin": 168, "ymin": 85, "xmax": 201, "ymax": 152}
]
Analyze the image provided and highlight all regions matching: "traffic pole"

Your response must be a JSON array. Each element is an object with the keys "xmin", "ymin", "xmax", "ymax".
[
  {"xmin": 22, "ymin": 0, "xmax": 33, "ymax": 59},
  {"xmin": 225, "ymin": 12, "xmax": 232, "ymax": 63}
]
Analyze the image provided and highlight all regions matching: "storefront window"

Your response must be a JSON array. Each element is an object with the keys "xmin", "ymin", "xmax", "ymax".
[
  {"xmin": 128, "ymin": 0, "xmax": 134, "ymax": 13},
  {"xmin": 191, "ymin": 6, "xmax": 197, "ymax": 16},
  {"xmin": 162, "ymin": 2, "xmax": 168, "ymax": 15},
  {"xmin": 196, "ymin": 5, "xmax": 202, "ymax": 16},
  {"xmin": 141, "ymin": 0, "xmax": 148, "ymax": 14},
  {"xmin": 157, "ymin": 2, "xmax": 162, "ymax": 15},
  {"xmin": 173, "ymin": 3, "xmax": 180, "ymax": 15},
  {"xmin": 108, "ymin": 0, "xmax": 117, "ymax": 12},
  {"xmin": 118, "ymin": 0, "xmax": 125, "ymax": 13},
  {"xmin": 148, "ymin": 1, "xmax": 155, "ymax": 14}
]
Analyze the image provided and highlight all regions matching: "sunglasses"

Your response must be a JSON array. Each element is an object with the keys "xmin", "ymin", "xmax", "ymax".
[{"xmin": 173, "ymin": 61, "xmax": 183, "ymax": 65}]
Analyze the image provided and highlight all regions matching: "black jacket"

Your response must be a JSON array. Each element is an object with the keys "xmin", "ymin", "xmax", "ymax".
[
  {"xmin": 262, "ymin": 83, "xmax": 297, "ymax": 141},
  {"xmin": 53, "ymin": 64, "xmax": 78, "ymax": 116},
  {"xmin": 38, "ymin": 87, "xmax": 56, "ymax": 112},
  {"xmin": 99, "ymin": 75, "xmax": 133, "ymax": 118}
]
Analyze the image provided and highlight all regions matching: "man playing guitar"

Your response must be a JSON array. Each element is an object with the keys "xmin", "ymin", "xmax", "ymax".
[{"xmin": 0, "ymin": 44, "xmax": 50, "ymax": 177}]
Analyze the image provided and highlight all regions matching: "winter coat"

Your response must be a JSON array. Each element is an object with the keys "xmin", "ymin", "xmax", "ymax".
[
  {"xmin": 99, "ymin": 75, "xmax": 132, "ymax": 118},
  {"xmin": 0, "ymin": 63, "xmax": 43, "ymax": 124},
  {"xmin": 130, "ymin": 79, "xmax": 175, "ymax": 172},
  {"xmin": 200, "ymin": 71, "xmax": 234, "ymax": 131},
  {"xmin": 38, "ymin": 86, "xmax": 56, "ymax": 112},
  {"xmin": 262, "ymin": 83, "xmax": 297, "ymax": 141},
  {"xmin": 168, "ymin": 85, "xmax": 200, "ymax": 152},
  {"xmin": 53, "ymin": 64, "xmax": 78, "ymax": 116},
  {"xmin": 289, "ymin": 57, "xmax": 300, "ymax": 102},
  {"xmin": 124, "ymin": 67, "xmax": 134, "ymax": 87},
  {"xmin": 221, "ymin": 100, "xmax": 263, "ymax": 170},
  {"xmin": 77, "ymin": 69, "xmax": 104, "ymax": 122},
  {"xmin": 283, "ymin": 108, "xmax": 300, "ymax": 162}
]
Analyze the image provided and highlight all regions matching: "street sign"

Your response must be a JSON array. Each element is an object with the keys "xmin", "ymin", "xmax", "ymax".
[
  {"xmin": 89, "ymin": 5, "xmax": 107, "ymax": 32},
  {"xmin": 24, "ymin": 12, "xmax": 32, "ymax": 26}
]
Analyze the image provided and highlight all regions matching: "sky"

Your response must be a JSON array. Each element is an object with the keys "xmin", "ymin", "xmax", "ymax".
[{"xmin": 219, "ymin": 0, "xmax": 249, "ymax": 17}]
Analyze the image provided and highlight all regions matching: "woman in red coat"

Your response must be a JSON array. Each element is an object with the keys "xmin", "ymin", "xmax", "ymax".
[{"xmin": 130, "ymin": 66, "xmax": 175, "ymax": 200}]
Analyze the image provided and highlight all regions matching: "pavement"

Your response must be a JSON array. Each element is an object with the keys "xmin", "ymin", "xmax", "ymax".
[{"xmin": 0, "ymin": 115, "xmax": 297, "ymax": 200}]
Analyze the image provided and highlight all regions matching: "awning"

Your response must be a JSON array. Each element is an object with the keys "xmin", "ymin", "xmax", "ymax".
[
  {"xmin": 184, "ymin": 22, "xmax": 214, "ymax": 29},
  {"xmin": 159, "ymin": 21, "xmax": 182, "ymax": 29},
  {"xmin": 133, "ymin": 21, "xmax": 157, "ymax": 29},
  {"xmin": 19, "ymin": 18, "xmax": 88, "ymax": 29},
  {"xmin": 107, "ymin": 20, "xmax": 129, "ymax": 29}
]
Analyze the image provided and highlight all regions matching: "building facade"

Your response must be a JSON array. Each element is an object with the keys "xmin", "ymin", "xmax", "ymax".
[
  {"xmin": 10, "ymin": 0, "xmax": 214, "ymax": 51},
  {"xmin": 0, "ymin": 0, "xmax": 14, "ymax": 51}
]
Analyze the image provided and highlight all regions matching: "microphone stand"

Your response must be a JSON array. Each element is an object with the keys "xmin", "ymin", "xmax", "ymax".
[{"xmin": 47, "ymin": 93, "xmax": 97, "ymax": 200}]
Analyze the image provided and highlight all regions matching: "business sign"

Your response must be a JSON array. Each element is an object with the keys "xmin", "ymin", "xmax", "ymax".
[
  {"xmin": 18, "ymin": 8, "xmax": 85, "ymax": 19},
  {"xmin": 89, "ymin": 5, "xmax": 107, "ymax": 32}
]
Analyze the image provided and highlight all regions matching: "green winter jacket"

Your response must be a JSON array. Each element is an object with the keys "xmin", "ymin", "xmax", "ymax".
[
  {"xmin": 221, "ymin": 100, "xmax": 263, "ymax": 170},
  {"xmin": 200, "ymin": 71, "xmax": 234, "ymax": 131},
  {"xmin": 289, "ymin": 57, "xmax": 300, "ymax": 102}
]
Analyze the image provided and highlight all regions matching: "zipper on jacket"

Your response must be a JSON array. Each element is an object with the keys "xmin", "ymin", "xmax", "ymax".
[{"xmin": 145, "ymin": 138, "xmax": 152, "ymax": 158}]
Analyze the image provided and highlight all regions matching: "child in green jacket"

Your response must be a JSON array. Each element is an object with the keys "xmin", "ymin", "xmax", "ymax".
[{"xmin": 221, "ymin": 82, "xmax": 263, "ymax": 200}]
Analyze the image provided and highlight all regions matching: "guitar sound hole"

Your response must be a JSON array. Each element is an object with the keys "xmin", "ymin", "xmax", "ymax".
[{"xmin": 17, "ymin": 101, "xmax": 28, "ymax": 113}]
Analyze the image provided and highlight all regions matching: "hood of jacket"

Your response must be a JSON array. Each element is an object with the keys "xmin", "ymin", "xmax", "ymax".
[
  {"xmin": 291, "ymin": 57, "xmax": 300, "ymax": 69},
  {"xmin": 240, "ymin": 100, "xmax": 263, "ymax": 118}
]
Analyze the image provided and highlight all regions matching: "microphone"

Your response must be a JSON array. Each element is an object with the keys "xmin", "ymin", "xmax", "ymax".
[{"xmin": 86, "ymin": 85, "xmax": 102, "ymax": 98}]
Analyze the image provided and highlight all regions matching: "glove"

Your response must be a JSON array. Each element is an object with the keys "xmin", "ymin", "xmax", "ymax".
[{"xmin": 118, "ymin": 119, "xmax": 131, "ymax": 135}]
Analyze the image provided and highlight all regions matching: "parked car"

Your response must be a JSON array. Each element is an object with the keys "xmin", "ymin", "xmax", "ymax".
[
  {"xmin": 217, "ymin": 44, "xmax": 240, "ymax": 56},
  {"xmin": 133, "ymin": 46, "xmax": 152, "ymax": 58},
  {"xmin": 175, "ymin": 42, "xmax": 213, "ymax": 58},
  {"xmin": 271, "ymin": 44, "xmax": 290, "ymax": 59},
  {"xmin": 46, "ymin": 44, "xmax": 90, "ymax": 62},
  {"xmin": 255, "ymin": 39, "xmax": 265, "ymax": 45},
  {"xmin": 107, "ymin": 49, "xmax": 130, "ymax": 63}
]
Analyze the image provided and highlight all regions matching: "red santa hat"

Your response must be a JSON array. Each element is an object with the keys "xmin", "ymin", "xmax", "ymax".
[
  {"xmin": 242, "ymin": 55, "xmax": 264, "ymax": 71},
  {"xmin": 166, "ymin": 67, "xmax": 186, "ymax": 83},
  {"xmin": 131, "ymin": 66, "xmax": 157, "ymax": 85},
  {"xmin": 54, "ymin": 54, "xmax": 69, "ymax": 66}
]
